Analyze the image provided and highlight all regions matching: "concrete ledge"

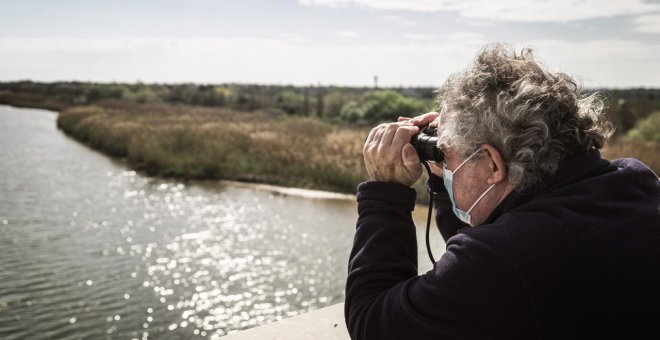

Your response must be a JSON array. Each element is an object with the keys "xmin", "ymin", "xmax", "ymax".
[{"xmin": 222, "ymin": 303, "xmax": 349, "ymax": 339}]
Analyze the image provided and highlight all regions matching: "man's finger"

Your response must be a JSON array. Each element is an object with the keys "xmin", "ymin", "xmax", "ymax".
[
  {"xmin": 384, "ymin": 121, "xmax": 416, "ymax": 147},
  {"xmin": 410, "ymin": 111, "xmax": 440, "ymax": 126},
  {"xmin": 365, "ymin": 127, "xmax": 376, "ymax": 145},
  {"xmin": 371, "ymin": 124, "xmax": 387, "ymax": 146},
  {"xmin": 365, "ymin": 124, "xmax": 381, "ymax": 145},
  {"xmin": 370, "ymin": 125, "xmax": 386, "ymax": 150},
  {"xmin": 376, "ymin": 125, "xmax": 399, "ymax": 160},
  {"xmin": 402, "ymin": 143, "xmax": 421, "ymax": 168},
  {"xmin": 391, "ymin": 125, "xmax": 420, "ymax": 150}
]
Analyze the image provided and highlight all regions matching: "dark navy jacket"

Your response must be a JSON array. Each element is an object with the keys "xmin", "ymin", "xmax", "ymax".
[{"xmin": 345, "ymin": 150, "xmax": 660, "ymax": 339}]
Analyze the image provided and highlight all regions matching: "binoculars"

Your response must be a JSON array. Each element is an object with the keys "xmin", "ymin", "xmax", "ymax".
[{"xmin": 410, "ymin": 126, "xmax": 444, "ymax": 163}]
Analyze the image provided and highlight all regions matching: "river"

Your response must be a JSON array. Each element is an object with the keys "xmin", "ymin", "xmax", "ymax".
[{"xmin": 0, "ymin": 105, "xmax": 444, "ymax": 339}]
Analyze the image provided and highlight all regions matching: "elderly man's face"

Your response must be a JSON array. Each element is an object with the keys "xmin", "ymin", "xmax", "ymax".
[{"xmin": 430, "ymin": 146, "xmax": 508, "ymax": 226}]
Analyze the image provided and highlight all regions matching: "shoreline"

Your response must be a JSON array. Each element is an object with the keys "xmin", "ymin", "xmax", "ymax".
[
  {"xmin": 219, "ymin": 179, "xmax": 356, "ymax": 200},
  {"xmin": 0, "ymin": 102, "xmax": 374, "ymax": 200}
]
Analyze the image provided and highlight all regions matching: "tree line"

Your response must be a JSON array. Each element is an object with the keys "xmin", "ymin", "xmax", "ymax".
[
  {"xmin": 0, "ymin": 81, "xmax": 658, "ymax": 138},
  {"xmin": 0, "ymin": 81, "xmax": 436, "ymax": 124}
]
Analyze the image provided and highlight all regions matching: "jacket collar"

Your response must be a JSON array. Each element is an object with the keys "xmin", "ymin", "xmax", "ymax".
[{"xmin": 480, "ymin": 149, "xmax": 614, "ymax": 225}]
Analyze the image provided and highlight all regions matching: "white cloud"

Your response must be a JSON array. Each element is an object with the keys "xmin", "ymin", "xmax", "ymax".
[
  {"xmin": 633, "ymin": 14, "xmax": 660, "ymax": 34},
  {"xmin": 0, "ymin": 37, "xmax": 659, "ymax": 87},
  {"xmin": 299, "ymin": 0, "xmax": 660, "ymax": 23},
  {"xmin": 299, "ymin": 0, "xmax": 354, "ymax": 7},
  {"xmin": 515, "ymin": 39, "xmax": 660, "ymax": 88},
  {"xmin": 299, "ymin": 0, "xmax": 462, "ymax": 12},
  {"xmin": 403, "ymin": 33, "xmax": 436, "ymax": 41},
  {"xmin": 446, "ymin": 32, "xmax": 484, "ymax": 43},
  {"xmin": 0, "ymin": 37, "xmax": 472, "ymax": 86},
  {"xmin": 382, "ymin": 15, "xmax": 419, "ymax": 26},
  {"xmin": 336, "ymin": 30, "xmax": 358, "ymax": 39},
  {"xmin": 280, "ymin": 33, "xmax": 308, "ymax": 44}
]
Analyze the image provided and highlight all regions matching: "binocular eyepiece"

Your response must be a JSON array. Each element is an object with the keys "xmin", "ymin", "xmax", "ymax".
[{"xmin": 410, "ymin": 126, "xmax": 444, "ymax": 164}]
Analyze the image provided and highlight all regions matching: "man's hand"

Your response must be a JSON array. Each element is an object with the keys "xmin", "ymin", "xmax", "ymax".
[
  {"xmin": 398, "ymin": 111, "xmax": 440, "ymax": 128},
  {"xmin": 363, "ymin": 122, "xmax": 422, "ymax": 187}
]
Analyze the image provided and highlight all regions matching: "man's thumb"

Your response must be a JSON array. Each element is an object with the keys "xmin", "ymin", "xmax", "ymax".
[{"xmin": 402, "ymin": 143, "xmax": 420, "ymax": 168}]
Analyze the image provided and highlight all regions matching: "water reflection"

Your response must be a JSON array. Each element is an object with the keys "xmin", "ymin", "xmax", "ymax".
[
  {"xmin": 0, "ymin": 105, "xmax": 443, "ymax": 339},
  {"xmin": 136, "ymin": 180, "xmax": 353, "ymax": 337}
]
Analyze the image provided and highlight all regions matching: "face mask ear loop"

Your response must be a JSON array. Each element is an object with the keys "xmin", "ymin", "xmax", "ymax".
[
  {"xmin": 466, "ymin": 183, "xmax": 496, "ymax": 214},
  {"xmin": 453, "ymin": 148, "xmax": 481, "ymax": 173},
  {"xmin": 463, "ymin": 148, "xmax": 495, "ymax": 215}
]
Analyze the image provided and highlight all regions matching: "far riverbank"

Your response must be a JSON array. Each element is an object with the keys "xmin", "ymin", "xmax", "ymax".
[{"xmin": 0, "ymin": 91, "xmax": 657, "ymax": 202}]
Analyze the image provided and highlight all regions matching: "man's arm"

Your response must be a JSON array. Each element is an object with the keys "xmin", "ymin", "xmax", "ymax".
[
  {"xmin": 349, "ymin": 119, "xmax": 533, "ymax": 339},
  {"xmin": 344, "ymin": 182, "xmax": 535, "ymax": 340}
]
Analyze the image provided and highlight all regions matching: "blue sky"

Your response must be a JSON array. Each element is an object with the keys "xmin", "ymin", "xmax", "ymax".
[{"xmin": 1, "ymin": 0, "xmax": 659, "ymax": 87}]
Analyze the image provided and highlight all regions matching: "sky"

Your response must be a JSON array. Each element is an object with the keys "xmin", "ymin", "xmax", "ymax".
[{"xmin": 1, "ymin": 0, "xmax": 660, "ymax": 88}]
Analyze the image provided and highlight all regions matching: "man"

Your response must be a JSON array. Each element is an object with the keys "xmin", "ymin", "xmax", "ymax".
[{"xmin": 344, "ymin": 44, "xmax": 660, "ymax": 340}]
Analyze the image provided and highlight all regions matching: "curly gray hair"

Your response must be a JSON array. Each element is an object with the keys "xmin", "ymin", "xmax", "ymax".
[{"xmin": 436, "ymin": 44, "xmax": 614, "ymax": 192}]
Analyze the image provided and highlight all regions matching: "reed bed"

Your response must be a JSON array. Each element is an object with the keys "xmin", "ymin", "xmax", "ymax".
[{"xmin": 57, "ymin": 101, "xmax": 369, "ymax": 193}]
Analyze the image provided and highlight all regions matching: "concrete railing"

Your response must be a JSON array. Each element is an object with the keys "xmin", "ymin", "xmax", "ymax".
[{"xmin": 223, "ymin": 303, "xmax": 348, "ymax": 339}]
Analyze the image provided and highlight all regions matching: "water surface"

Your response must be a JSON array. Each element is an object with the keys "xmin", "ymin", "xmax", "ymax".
[{"xmin": 0, "ymin": 105, "xmax": 444, "ymax": 339}]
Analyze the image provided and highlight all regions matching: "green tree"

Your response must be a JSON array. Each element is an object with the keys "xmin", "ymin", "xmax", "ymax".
[
  {"xmin": 340, "ymin": 101, "xmax": 364, "ymax": 123},
  {"xmin": 275, "ymin": 90, "xmax": 303, "ymax": 114},
  {"xmin": 360, "ymin": 90, "xmax": 429, "ymax": 122},
  {"xmin": 627, "ymin": 111, "xmax": 660, "ymax": 143}
]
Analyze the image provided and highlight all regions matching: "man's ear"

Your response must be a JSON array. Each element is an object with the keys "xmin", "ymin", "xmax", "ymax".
[{"xmin": 482, "ymin": 144, "xmax": 507, "ymax": 185}]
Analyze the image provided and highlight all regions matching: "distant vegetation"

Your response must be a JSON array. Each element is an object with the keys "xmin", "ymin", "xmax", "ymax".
[
  {"xmin": 52, "ymin": 101, "xmax": 367, "ymax": 193},
  {"xmin": 0, "ymin": 81, "xmax": 658, "ymax": 197},
  {"xmin": 0, "ymin": 81, "xmax": 435, "ymax": 124}
]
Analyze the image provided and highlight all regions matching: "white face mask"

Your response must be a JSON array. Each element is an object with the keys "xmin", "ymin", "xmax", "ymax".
[{"xmin": 442, "ymin": 149, "xmax": 496, "ymax": 226}]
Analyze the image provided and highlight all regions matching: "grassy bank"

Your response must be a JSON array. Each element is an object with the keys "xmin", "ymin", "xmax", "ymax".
[
  {"xmin": 0, "ymin": 90, "xmax": 67, "ymax": 111},
  {"xmin": 56, "ymin": 101, "xmax": 370, "ymax": 193}
]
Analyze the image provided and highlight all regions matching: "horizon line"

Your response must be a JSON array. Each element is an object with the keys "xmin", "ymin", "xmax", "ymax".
[{"xmin": 2, "ymin": 79, "xmax": 658, "ymax": 91}]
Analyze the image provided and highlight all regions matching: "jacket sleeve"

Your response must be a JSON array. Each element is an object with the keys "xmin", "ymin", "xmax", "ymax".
[
  {"xmin": 425, "ymin": 173, "xmax": 470, "ymax": 241},
  {"xmin": 344, "ymin": 181, "xmax": 534, "ymax": 340}
]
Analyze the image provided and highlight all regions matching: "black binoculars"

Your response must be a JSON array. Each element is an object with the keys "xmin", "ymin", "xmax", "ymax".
[{"xmin": 410, "ymin": 126, "xmax": 444, "ymax": 163}]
